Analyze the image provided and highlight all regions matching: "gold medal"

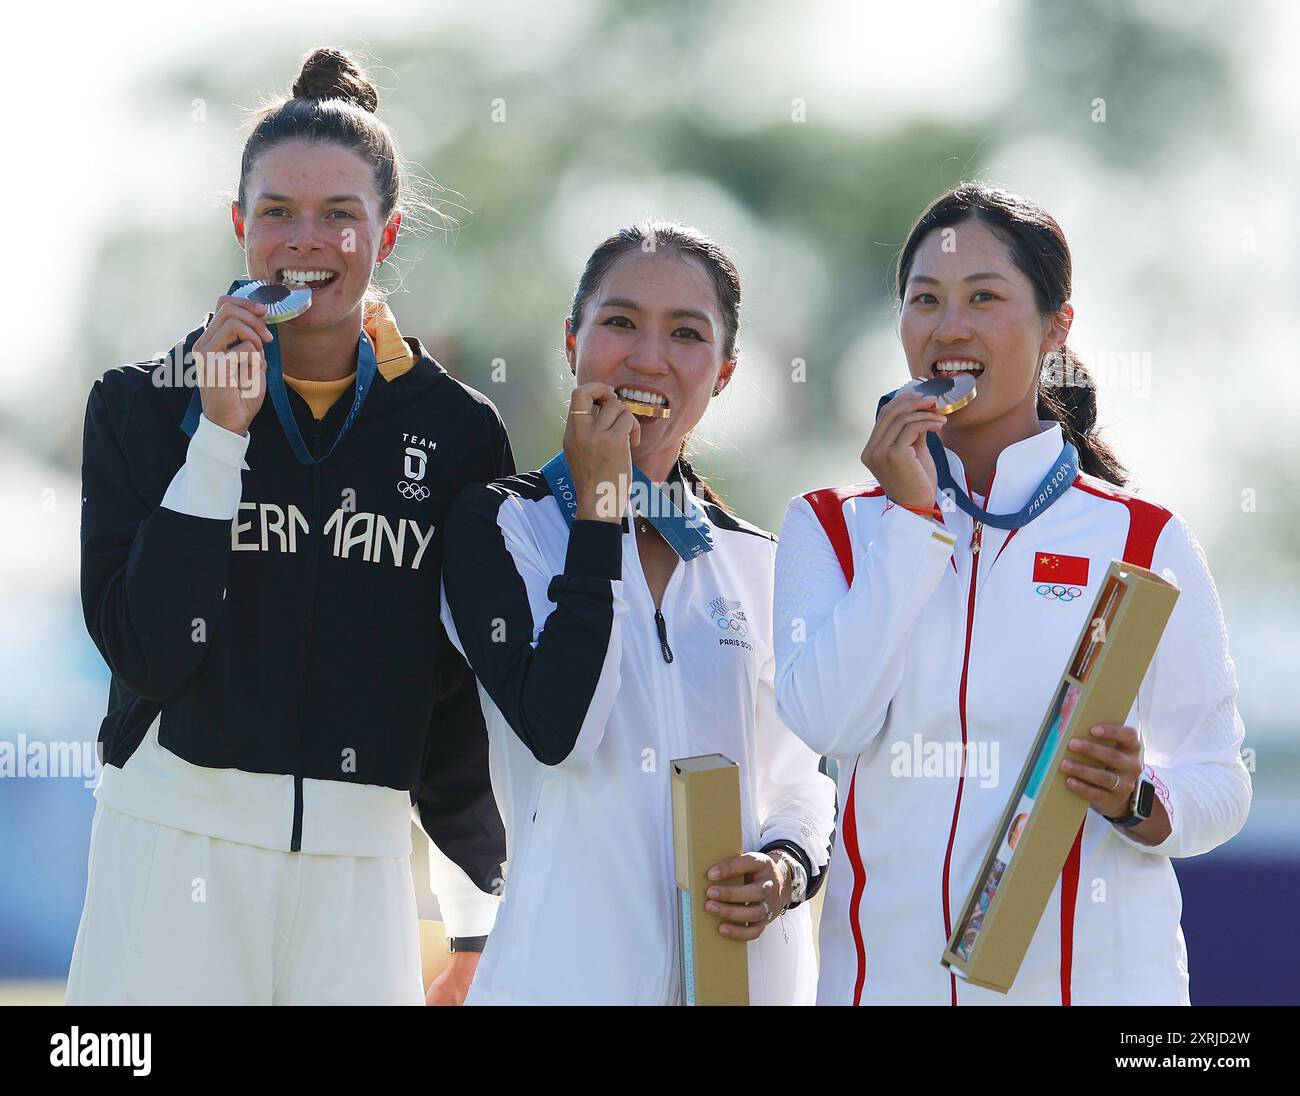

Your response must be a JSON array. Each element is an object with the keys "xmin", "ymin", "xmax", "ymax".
[
  {"xmin": 896, "ymin": 373, "xmax": 977, "ymax": 415},
  {"xmin": 233, "ymin": 280, "xmax": 312, "ymax": 323},
  {"xmin": 623, "ymin": 399, "xmax": 672, "ymax": 420}
]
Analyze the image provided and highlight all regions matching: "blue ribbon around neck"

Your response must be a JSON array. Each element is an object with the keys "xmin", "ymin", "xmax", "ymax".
[{"xmin": 540, "ymin": 451, "xmax": 715, "ymax": 561}]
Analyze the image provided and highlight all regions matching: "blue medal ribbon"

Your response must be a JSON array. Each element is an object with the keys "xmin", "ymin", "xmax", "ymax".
[
  {"xmin": 874, "ymin": 388, "xmax": 1078, "ymax": 530},
  {"xmin": 180, "ymin": 279, "xmax": 378, "ymax": 465},
  {"xmin": 540, "ymin": 451, "xmax": 715, "ymax": 561}
]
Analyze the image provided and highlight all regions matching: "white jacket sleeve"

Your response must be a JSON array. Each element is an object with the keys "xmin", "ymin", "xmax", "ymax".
[
  {"xmin": 1113, "ymin": 513, "xmax": 1252, "ymax": 859},
  {"xmin": 754, "ymin": 645, "xmax": 837, "ymax": 891},
  {"xmin": 425, "ymin": 832, "xmax": 501, "ymax": 937},
  {"xmin": 773, "ymin": 494, "xmax": 955, "ymax": 760}
]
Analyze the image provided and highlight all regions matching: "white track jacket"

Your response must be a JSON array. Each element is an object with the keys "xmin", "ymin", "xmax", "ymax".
[
  {"xmin": 440, "ymin": 463, "xmax": 836, "ymax": 1005},
  {"xmin": 774, "ymin": 421, "xmax": 1251, "ymax": 1006}
]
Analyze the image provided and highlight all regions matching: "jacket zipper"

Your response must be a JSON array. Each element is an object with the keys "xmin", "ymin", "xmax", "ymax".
[
  {"xmin": 654, "ymin": 608, "xmax": 674, "ymax": 663},
  {"xmin": 290, "ymin": 415, "xmax": 324, "ymax": 852},
  {"xmin": 942, "ymin": 517, "xmax": 983, "ymax": 1004},
  {"xmin": 649, "ymin": 619, "xmax": 682, "ymax": 1003},
  {"xmin": 637, "ymin": 542, "xmax": 687, "ymax": 1002}
]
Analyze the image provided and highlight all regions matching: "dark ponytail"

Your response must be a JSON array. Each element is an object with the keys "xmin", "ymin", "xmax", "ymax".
[
  {"xmin": 896, "ymin": 183, "xmax": 1128, "ymax": 487},
  {"xmin": 1036, "ymin": 346, "xmax": 1128, "ymax": 484},
  {"xmin": 676, "ymin": 451, "xmax": 726, "ymax": 510},
  {"xmin": 568, "ymin": 220, "xmax": 739, "ymax": 510}
]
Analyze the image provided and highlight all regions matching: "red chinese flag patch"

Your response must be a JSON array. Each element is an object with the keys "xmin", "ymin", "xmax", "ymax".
[{"xmin": 1033, "ymin": 551, "xmax": 1090, "ymax": 586}]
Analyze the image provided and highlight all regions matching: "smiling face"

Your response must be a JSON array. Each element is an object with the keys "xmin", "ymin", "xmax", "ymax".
[
  {"xmin": 233, "ymin": 139, "xmax": 399, "ymax": 332},
  {"xmin": 898, "ymin": 219, "xmax": 1070, "ymax": 432},
  {"xmin": 567, "ymin": 248, "xmax": 735, "ymax": 471}
]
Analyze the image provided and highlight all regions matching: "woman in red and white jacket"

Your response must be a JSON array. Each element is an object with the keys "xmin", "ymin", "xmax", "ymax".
[{"xmin": 773, "ymin": 183, "xmax": 1251, "ymax": 1006}]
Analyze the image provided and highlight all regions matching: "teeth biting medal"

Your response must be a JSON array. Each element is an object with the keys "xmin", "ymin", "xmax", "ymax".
[
  {"xmin": 895, "ymin": 372, "xmax": 976, "ymax": 415},
  {"xmin": 619, "ymin": 390, "xmax": 672, "ymax": 419},
  {"xmin": 232, "ymin": 279, "xmax": 312, "ymax": 322}
]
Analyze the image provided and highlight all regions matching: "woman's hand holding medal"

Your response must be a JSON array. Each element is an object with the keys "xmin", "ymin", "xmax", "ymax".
[
  {"xmin": 564, "ymin": 383, "xmax": 642, "ymax": 524},
  {"xmin": 861, "ymin": 391, "xmax": 947, "ymax": 510},
  {"xmin": 192, "ymin": 294, "xmax": 276, "ymax": 436}
]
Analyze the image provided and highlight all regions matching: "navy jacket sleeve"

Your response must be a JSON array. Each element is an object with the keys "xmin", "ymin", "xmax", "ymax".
[
  {"xmin": 413, "ymin": 399, "xmax": 515, "ymax": 896},
  {"xmin": 415, "ymin": 620, "xmax": 508, "ymax": 897},
  {"xmin": 441, "ymin": 475, "xmax": 627, "ymax": 769},
  {"xmin": 79, "ymin": 373, "xmax": 237, "ymax": 705}
]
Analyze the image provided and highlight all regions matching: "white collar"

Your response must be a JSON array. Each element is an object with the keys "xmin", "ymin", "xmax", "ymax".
[{"xmin": 941, "ymin": 420, "xmax": 1067, "ymax": 517}]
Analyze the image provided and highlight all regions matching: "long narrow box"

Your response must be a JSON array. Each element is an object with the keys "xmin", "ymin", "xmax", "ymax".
[
  {"xmin": 671, "ymin": 754, "xmax": 750, "ymax": 1006},
  {"xmin": 941, "ymin": 560, "xmax": 1180, "ymax": 993}
]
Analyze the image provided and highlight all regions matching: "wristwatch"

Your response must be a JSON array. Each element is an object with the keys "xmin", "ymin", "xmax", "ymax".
[
  {"xmin": 770, "ymin": 848, "xmax": 808, "ymax": 908},
  {"xmin": 447, "ymin": 935, "xmax": 489, "ymax": 954},
  {"xmin": 1104, "ymin": 769, "xmax": 1157, "ymax": 829}
]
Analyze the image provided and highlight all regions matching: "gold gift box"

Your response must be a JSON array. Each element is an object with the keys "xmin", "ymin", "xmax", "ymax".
[
  {"xmin": 941, "ymin": 560, "xmax": 1179, "ymax": 993},
  {"xmin": 671, "ymin": 754, "xmax": 750, "ymax": 1006}
]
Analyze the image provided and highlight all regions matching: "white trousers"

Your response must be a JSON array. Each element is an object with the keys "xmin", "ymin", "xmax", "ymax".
[{"xmin": 65, "ymin": 804, "xmax": 423, "ymax": 1005}]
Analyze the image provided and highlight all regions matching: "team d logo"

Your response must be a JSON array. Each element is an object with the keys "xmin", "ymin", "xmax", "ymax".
[
  {"xmin": 399, "ymin": 444, "xmax": 431, "ymax": 501},
  {"xmin": 404, "ymin": 446, "xmax": 427, "ymax": 481}
]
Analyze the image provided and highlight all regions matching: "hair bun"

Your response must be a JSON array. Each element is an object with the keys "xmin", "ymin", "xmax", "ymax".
[{"xmin": 291, "ymin": 48, "xmax": 379, "ymax": 113}]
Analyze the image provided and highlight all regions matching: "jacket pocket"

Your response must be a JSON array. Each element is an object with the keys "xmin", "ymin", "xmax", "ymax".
[{"xmin": 495, "ymin": 777, "xmax": 565, "ymax": 953}]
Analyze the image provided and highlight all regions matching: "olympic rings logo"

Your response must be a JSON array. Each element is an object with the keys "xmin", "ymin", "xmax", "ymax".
[
  {"xmin": 1036, "ymin": 584, "xmax": 1082, "ymax": 602},
  {"xmin": 716, "ymin": 616, "xmax": 749, "ymax": 638},
  {"xmin": 397, "ymin": 480, "xmax": 431, "ymax": 501}
]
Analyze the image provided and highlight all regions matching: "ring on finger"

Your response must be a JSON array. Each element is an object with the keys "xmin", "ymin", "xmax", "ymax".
[
  {"xmin": 1109, "ymin": 770, "xmax": 1121, "ymax": 791},
  {"xmin": 760, "ymin": 899, "xmax": 773, "ymax": 923}
]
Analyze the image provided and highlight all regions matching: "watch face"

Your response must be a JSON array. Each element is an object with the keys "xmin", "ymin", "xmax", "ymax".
[
  {"xmin": 1136, "ymin": 778, "xmax": 1156, "ymax": 819},
  {"xmin": 792, "ymin": 863, "xmax": 808, "ymax": 902}
]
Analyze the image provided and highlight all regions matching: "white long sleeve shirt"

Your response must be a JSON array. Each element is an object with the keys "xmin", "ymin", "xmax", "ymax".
[
  {"xmin": 440, "ymin": 464, "xmax": 836, "ymax": 1005},
  {"xmin": 774, "ymin": 421, "xmax": 1251, "ymax": 1005}
]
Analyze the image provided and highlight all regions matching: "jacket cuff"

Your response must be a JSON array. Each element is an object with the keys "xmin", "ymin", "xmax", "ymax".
[
  {"xmin": 880, "ymin": 501, "xmax": 958, "ymax": 554},
  {"xmin": 161, "ymin": 414, "xmax": 251, "ymax": 520},
  {"xmin": 1109, "ymin": 763, "xmax": 1180, "ymax": 856},
  {"xmin": 438, "ymin": 890, "xmax": 501, "ymax": 938},
  {"xmin": 563, "ymin": 519, "xmax": 624, "ymax": 580},
  {"xmin": 848, "ymin": 502, "xmax": 956, "ymax": 602}
]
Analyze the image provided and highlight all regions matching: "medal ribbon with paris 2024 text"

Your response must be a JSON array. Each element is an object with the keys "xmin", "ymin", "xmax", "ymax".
[{"xmin": 540, "ymin": 451, "xmax": 714, "ymax": 562}]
